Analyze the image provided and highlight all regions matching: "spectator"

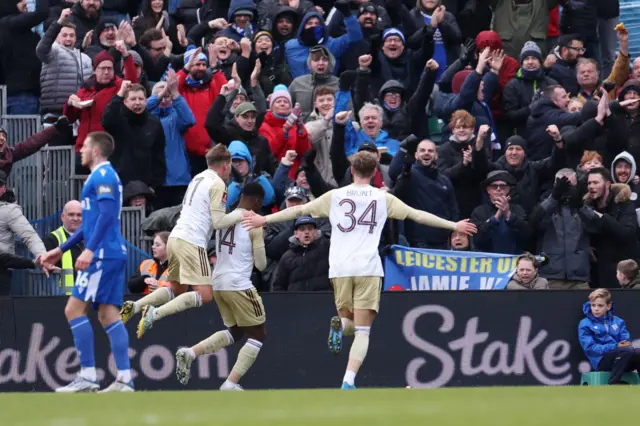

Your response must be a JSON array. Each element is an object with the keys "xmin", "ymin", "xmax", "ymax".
[
  {"xmin": 472, "ymin": 134, "xmax": 565, "ymax": 214},
  {"xmin": 285, "ymin": 3, "xmax": 363, "ymax": 78},
  {"xmin": 36, "ymin": 9, "xmax": 93, "ymax": 120},
  {"xmin": 215, "ymin": 0, "xmax": 258, "ymax": 43},
  {"xmin": 502, "ymin": 41, "xmax": 558, "ymax": 136},
  {"xmin": 123, "ymin": 180, "xmax": 155, "ymax": 212},
  {"xmin": 528, "ymin": 168, "xmax": 594, "ymax": 289},
  {"xmin": 436, "ymin": 112, "xmax": 486, "ymax": 218},
  {"xmin": 617, "ymin": 259, "xmax": 640, "ymax": 290},
  {"xmin": 574, "ymin": 58, "xmax": 602, "ymax": 103},
  {"xmin": 227, "ymin": 140, "xmax": 276, "ymax": 212},
  {"xmin": 304, "ymin": 86, "xmax": 336, "ymax": 186},
  {"xmin": 186, "ymin": 15, "xmax": 232, "ymax": 48},
  {"xmin": 0, "ymin": 119, "xmax": 70, "ymax": 176},
  {"xmin": 597, "ymin": 1, "xmax": 619, "ymax": 77},
  {"xmin": 289, "ymin": 46, "xmax": 339, "ymax": 121},
  {"xmin": 560, "ymin": 0, "xmax": 598, "ymax": 60},
  {"xmin": 394, "ymin": 139, "xmax": 459, "ymax": 249},
  {"xmin": 83, "ymin": 18, "xmax": 118, "ymax": 60},
  {"xmin": 545, "ymin": 35, "xmax": 583, "ymax": 96},
  {"xmin": 273, "ymin": 216, "xmax": 331, "ymax": 292},
  {"xmin": 128, "ymin": 231, "xmax": 170, "ymax": 294},
  {"xmin": 272, "ymin": 150, "xmax": 314, "ymax": 205},
  {"xmin": 611, "ymin": 152, "xmax": 640, "ymax": 209},
  {"xmin": 205, "ymin": 98, "xmax": 277, "ymax": 176},
  {"xmin": 132, "ymin": 0, "xmax": 180, "ymax": 49},
  {"xmin": 42, "ymin": 199, "xmax": 83, "ymax": 294},
  {"xmin": 259, "ymin": 85, "xmax": 311, "ymax": 179},
  {"xmin": 0, "ymin": 252, "xmax": 44, "ymax": 290},
  {"xmin": 523, "ymin": 85, "xmax": 581, "ymax": 161},
  {"xmin": 491, "ymin": 0, "xmax": 550, "ymax": 59},
  {"xmin": 334, "ymin": 98, "xmax": 400, "ymax": 158},
  {"xmin": 584, "ymin": 168, "xmax": 640, "ymax": 288},
  {"xmin": 178, "ymin": 45, "xmax": 228, "ymax": 176},
  {"xmin": 257, "ymin": 0, "xmax": 312, "ymax": 26},
  {"xmin": 0, "ymin": 0, "xmax": 48, "ymax": 115},
  {"xmin": 0, "ymin": 171, "xmax": 47, "ymax": 295},
  {"xmin": 448, "ymin": 230, "xmax": 472, "ymax": 251},
  {"xmin": 102, "ymin": 81, "xmax": 166, "ymax": 190},
  {"xmin": 137, "ymin": 28, "xmax": 185, "ymax": 83},
  {"xmin": 612, "ymin": 80, "xmax": 640, "ymax": 165},
  {"xmin": 147, "ymin": 71, "xmax": 195, "ymax": 209},
  {"xmin": 578, "ymin": 288, "xmax": 640, "ymax": 385},
  {"xmin": 63, "ymin": 43, "xmax": 138, "ymax": 164},
  {"xmin": 471, "ymin": 170, "xmax": 530, "ymax": 255},
  {"xmin": 506, "ymin": 252, "xmax": 549, "ymax": 290},
  {"xmin": 67, "ymin": 0, "xmax": 103, "ymax": 49},
  {"xmin": 271, "ymin": 5, "xmax": 300, "ymax": 52}
]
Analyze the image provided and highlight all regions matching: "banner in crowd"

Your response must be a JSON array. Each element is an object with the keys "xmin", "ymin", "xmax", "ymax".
[
  {"xmin": 383, "ymin": 246, "xmax": 520, "ymax": 291},
  {"xmin": 1, "ymin": 292, "xmax": 639, "ymax": 391}
]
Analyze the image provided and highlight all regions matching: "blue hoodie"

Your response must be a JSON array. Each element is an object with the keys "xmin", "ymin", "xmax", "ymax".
[
  {"xmin": 147, "ymin": 94, "xmax": 196, "ymax": 187},
  {"xmin": 227, "ymin": 141, "xmax": 276, "ymax": 208},
  {"xmin": 578, "ymin": 301, "xmax": 631, "ymax": 370},
  {"xmin": 285, "ymin": 10, "xmax": 363, "ymax": 78},
  {"xmin": 216, "ymin": 0, "xmax": 258, "ymax": 42}
]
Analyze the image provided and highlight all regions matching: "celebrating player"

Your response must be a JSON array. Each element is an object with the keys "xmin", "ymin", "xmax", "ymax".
[
  {"xmin": 121, "ymin": 144, "xmax": 244, "ymax": 338},
  {"xmin": 40, "ymin": 132, "xmax": 133, "ymax": 393},
  {"xmin": 242, "ymin": 150, "xmax": 477, "ymax": 389},
  {"xmin": 175, "ymin": 183, "xmax": 267, "ymax": 391}
]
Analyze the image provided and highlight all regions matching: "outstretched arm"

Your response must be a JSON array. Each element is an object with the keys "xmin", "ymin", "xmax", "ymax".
[{"xmin": 263, "ymin": 191, "xmax": 334, "ymax": 225}]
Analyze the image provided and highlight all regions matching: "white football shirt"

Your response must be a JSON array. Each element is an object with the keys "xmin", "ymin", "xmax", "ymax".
[
  {"xmin": 170, "ymin": 169, "xmax": 227, "ymax": 248},
  {"xmin": 213, "ymin": 213, "xmax": 260, "ymax": 291}
]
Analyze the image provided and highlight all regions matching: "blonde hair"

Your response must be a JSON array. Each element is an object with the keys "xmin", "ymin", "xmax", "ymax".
[
  {"xmin": 350, "ymin": 151, "xmax": 378, "ymax": 179},
  {"xmin": 588, "ymin": 288, "xmax": 611, "ymax": 304}
]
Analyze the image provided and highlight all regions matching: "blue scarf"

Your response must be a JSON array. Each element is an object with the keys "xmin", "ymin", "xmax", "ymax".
[
  {"xmin": 422, "ymin": 13, "xmax": 446, "ymax": 82},
  {"xmin": 185, "ymin": 75, "xmax": 205, "ymax": 88}
]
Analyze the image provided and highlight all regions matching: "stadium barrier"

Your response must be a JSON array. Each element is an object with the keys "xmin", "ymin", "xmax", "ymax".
[{"xmin": 0, "ymin": 291, "xmax": 639, "ymax": 391}]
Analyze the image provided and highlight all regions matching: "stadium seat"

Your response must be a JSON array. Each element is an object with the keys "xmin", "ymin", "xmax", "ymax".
[{"xmin": 580, "ymin": 371, "xmax": 640, "ymax": 386}]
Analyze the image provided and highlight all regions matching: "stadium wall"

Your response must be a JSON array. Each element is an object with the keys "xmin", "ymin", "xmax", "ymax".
[{"xmin": 1, "ymin": 291, "xmax": 639, "ymax": 392}]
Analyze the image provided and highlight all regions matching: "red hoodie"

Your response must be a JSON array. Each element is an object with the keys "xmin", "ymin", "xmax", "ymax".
[
  {"xmin": 64, "ymin": 55, "xmax": 138, "ymax": 152},
  {"xmin": 259, "ymin": 111, "xmax": 311, "ymax": 180},
  {"xmin": 475, "ymin": 31, "xmax": 519, "ymax": 120}
]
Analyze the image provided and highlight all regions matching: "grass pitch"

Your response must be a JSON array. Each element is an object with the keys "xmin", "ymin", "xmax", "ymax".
[{"xmin": 1, "ymin": 386, "xmax": 637, "ymax": 426}]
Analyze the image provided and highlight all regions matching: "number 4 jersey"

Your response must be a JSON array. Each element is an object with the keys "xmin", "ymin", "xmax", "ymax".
[{"xmin": 263, "ymin": 184, "xmax": 459, "ymax": 279}]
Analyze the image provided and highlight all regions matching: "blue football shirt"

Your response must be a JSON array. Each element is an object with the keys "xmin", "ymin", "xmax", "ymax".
[{"xmin": 81, "ymin": 161, "xmax": 127, "ymax": 260}]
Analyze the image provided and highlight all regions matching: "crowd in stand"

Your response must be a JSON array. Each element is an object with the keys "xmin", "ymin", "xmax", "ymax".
[{"xmin": 2, "ymin": 0, "xmax": 640, "ymax": 294}]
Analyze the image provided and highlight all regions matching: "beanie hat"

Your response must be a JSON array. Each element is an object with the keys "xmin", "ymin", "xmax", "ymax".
[
  {"xmin": 93, "ymin": 50, "xmax": 115, "ymax": 70},
  {"xmin": 128, "ymin": 50, "xmax": 143, "ymax": 67},
  {"xmin": 235, "ymin": 102, "xmax": 257, "ymax": 117},
  {"xmin": 234, "ymin": 8, "xmax": 254, "ymax": 19},
  {"xmin": 505, "ymin": 135, "xmax": 526, "ymax": 151},
  {"xmin": 270, "ymin": 84, "xmax": 292, "ymax": 109},
  {"xmin": 382, "ymin": 28, "xmax": 405, "ymax": 45},
  {"xmin": 451, "ymin": 70, "xmax": 473, "ymax": 94},
  {"xmin": 183, "ymin": 45, "xmax": 208, "ymax": 65},
  {"xmin": 94, "ymin": 18, "xmax": 117, "ymax": 38},
  {"xmin": 519, "ymin": 41, "xmax": 543, "ymax": 64},
  {"xmin": 358, "ymin": 2, "xmax": 378, "ymax": 16},
  {"xmin": 253, "ymin": 29, "xmax": 273, "ymax": 44}
]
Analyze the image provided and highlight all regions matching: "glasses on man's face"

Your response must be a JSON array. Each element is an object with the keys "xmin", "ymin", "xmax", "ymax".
[
  {"xmin": 150, "ymin": 46, "xmax": 166, "ymax": 52},
  {"xmin": 488, "ymin": 184, "xmax": 509, "ymax": 190},
  {"xmin": 568, "ymin": 46, "xmax": 586, "ymax": 53},
  {"xmin": 96, "ymin": 66, "xmax": 113, "ymax": 73}
]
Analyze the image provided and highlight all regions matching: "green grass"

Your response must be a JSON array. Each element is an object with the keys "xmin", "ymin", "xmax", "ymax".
[{"xmin": 1, "ymin": 386, "xmax": 638, "ymax": 426}]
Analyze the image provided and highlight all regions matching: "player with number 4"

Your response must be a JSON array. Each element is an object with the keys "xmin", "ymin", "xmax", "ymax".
[
  {"xmin": 122, "ymin": 144, "xmax": 243, "ymax": 338},
  {"xmin": 241, "ymin": 151, "xmax": 477, "ymax": 390},
  {"xmin": 40, "ymin": 132, "xmax": 132, "ymax": 393}
]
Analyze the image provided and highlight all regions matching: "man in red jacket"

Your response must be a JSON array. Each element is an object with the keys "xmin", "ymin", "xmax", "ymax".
[
  {"xmin": 63, "ymin": 41, "xmax": 138, "ymax": 171},
  {"xmin": 178, "ymin": 45, "xmax": 228, "ymax": 177}
]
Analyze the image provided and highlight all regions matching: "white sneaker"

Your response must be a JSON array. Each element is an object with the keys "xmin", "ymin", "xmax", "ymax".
[
  {"xmin": 98, "ymin": 380, "xmax": 135, "ymax": 393},
  {"xmin": 176, "ymin": 348, "xmax": 195, "ymax": 385},
  {"xmin": 220, "ymin": 381, "xmax": 244, "ymax": 391},
  {"xmin": 55, "ymin": 376, "xmax": 100, "ymax": 393}
]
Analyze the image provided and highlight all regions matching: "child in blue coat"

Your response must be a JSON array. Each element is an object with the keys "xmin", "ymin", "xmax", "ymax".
[{"xmin": 578, "ymin": 288, "xmax": 640, "ymax": 384}]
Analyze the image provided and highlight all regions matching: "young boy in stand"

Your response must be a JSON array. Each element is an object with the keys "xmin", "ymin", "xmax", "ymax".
[{"xmin": 578, "ymin": 288, "xmax": 640, "ymax": 384}]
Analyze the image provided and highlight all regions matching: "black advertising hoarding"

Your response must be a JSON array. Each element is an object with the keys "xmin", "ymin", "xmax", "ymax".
[{"xmin": 1, "ymin": 291, "xmax": 639, "ymax": 391}]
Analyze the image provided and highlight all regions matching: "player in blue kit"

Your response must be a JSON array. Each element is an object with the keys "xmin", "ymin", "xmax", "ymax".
[{"xmin": 40, "ymin": 132, "xmax": 133, "ymax": 393}]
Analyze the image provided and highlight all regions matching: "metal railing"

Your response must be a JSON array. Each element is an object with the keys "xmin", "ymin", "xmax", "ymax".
[{"xmin": 42, "ymin": 146, "xmax": 75, "ymax": 214}]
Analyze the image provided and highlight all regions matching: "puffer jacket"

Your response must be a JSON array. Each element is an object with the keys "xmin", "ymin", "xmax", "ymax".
[
  {"xmin": 227, "ymin": 141, "xmax": 276, "ymax": 209},
  {"xmin": 305, "ymin": 110, "xmax": 336, "ymax": 187},
  {"xmin": 578, "ymin": 301, "xmax": 630, "ymax": 370},
  {"xmin": 259, "ymin": 111, "xmax": 311, "ymax": 180},
  {"xmin": 273, "ymin": 235, "xmax": 331, "ymax": 292},
  {"xmin": 506, "ymin": 274, "xmax": 549, "ymax": 290},
  {"xmin": 0, "ymin": 190, "xmax": 46, "ymax": 257},
  {"xmin": 502, "ymin": 69, "xmax": 558, "ymax": 136},
  {"xmin": 289, "ymin": 50, "xmax": 339, "ymax": 121},
  {"xmin": 36, "ymin": 21, "xmax": 93, "ymax": 115}
]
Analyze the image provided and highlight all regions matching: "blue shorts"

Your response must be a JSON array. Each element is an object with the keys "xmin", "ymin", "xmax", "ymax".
[{"xmin": 72, "ymin": 259, "xmax": 126, "ymax": 308}]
